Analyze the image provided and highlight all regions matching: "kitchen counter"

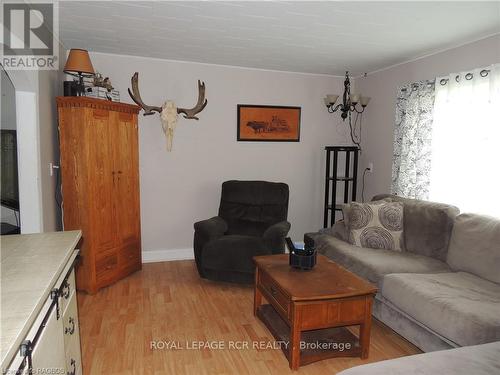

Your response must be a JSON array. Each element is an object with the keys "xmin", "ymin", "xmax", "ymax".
[{"xmin": 0, "ymin": 231, "xmax": 82, "ymax": 370}]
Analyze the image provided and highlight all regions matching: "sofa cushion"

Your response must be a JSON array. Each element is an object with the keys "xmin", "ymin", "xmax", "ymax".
[
  {"xmin": 372, "ymin": 194, "xmax": 459, "ymax": 261},
  {"xmin": 447, "ymin": 213, "xmax": 500, "ymax": 284},
  {"xmin": 381, "ymin": 272, "xmax": 500, "ymax": 347},
  {"xmin": 316, "ymin": 235, "xmax": 450, "ymax": 286},
  {"xmin": 337, "ymin": 341, "xmax": 500, "ymax": 375},
  {"xmin": 345, "ymin": 201, "xmax": 404, "ymax": 251}
]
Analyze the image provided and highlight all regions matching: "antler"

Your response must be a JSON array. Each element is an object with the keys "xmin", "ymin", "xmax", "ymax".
[
  {"xmin": 128, "ymin": 72, "xmax": 163, "ymax": 115},
  {"xmin": 177, "ymin": 80, "xmax": 208, "ymax": 120}
]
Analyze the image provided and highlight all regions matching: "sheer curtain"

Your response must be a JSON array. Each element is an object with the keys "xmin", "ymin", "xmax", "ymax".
[{"xmin": 429, "ymin": 64, "xmax": 500, "ymax": 217}]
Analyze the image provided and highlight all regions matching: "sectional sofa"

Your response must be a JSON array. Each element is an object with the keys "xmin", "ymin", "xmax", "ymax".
[
  {"xmin": 338, "ymin": 341, "xmax": 500, "ymax": 375},
  {"xmin": 308, "ymin": 194, "xmax": 500, "ymax": 353}
]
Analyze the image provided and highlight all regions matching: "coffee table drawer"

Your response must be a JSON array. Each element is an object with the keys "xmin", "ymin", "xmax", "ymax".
[
  {"xmin": 259, "ymin": 271, "xmax": 289, "ymax": 318},
  {"xmin": 299, "ymin": 297, "xmax": 368, "ymax": 330}
]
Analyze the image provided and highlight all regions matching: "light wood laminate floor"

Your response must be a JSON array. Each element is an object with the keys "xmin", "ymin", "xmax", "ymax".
[{"xmin": 78, "ymin": 260, "xmax": 420, "ymax": 374}]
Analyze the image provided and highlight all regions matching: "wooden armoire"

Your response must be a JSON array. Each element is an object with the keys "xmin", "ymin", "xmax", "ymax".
[{"xmin": 57, "ymin": 97, "xmax": 142, "ymax": 294}]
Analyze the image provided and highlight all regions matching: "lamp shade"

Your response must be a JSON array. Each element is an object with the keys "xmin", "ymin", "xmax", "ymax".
[
  {"xmin": 326, "ymin": 94, "xmax": 339, "ymax": 104},
  {"xmin": 64, "ymin": 49, "xmax": 95, "ymax": 75},
  {"xmin": 349, "ymin": 93, "xmax": 360, "ymax": 104},
  {"xmin": 360, "ymin": 96, "xmax": 371, "ymax": 106}
]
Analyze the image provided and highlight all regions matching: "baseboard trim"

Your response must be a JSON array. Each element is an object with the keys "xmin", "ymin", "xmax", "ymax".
[{"xmin": 142, "ymin": 248, "xmax": 194, "ymax": 263}]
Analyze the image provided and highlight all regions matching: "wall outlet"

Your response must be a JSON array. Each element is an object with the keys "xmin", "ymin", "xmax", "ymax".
[{"xmin": 367, "ymin": 162, "xmax": 374, "ymax": 173}]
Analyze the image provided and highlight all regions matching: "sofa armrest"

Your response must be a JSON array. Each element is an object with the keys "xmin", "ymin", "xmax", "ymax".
[
  {"xmin": 263, "ymin": 221, "xmax": 291, "ymax": 254},
  {"xmin": 321, "ymin": 220, "xmax": 350, "ymax": 242}
]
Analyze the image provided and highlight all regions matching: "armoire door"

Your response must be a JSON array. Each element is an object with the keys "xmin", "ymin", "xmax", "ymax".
[
  {"xmin": 57, "ymin": 97, "xmax": 141, "ymax": 294},
  {"xmin": 110, "ymin": 111, "xmax": 142, "ymax": 269},
  {"xmin": 87, "ymin": 108, "xmax": 119, "ymax": 285}
]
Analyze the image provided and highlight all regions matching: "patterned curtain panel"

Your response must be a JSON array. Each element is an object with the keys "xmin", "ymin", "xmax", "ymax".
[{"xmin": 391, "ymin": 80, "xmax": 435, "ymax": 199}]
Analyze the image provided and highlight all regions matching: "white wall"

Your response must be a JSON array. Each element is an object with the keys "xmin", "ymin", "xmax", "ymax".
[
  {"xmin": 356, "ymin": 35, "xmax": 500, "ymax": 201},
  {"xmin": 1, "ymin": 69, "xmax": 18, "ymax": 225},
  {"xmin": 89, "ymin": 52, "xmax": 350, "ymax": 259},
  {"xmin": 38, "ymin": 65, "xmax": 64, "ymax": 232}
]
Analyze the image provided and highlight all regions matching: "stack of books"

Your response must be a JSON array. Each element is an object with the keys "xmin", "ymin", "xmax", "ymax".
[{"xmin": 84, "ymin": 85, "xmax": 120, "ymax": 102}]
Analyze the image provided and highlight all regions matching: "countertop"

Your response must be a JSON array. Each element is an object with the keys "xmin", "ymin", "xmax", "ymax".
[{"xmin": 0, "ymin": 230, "xmax": 82, "ymax": 370}]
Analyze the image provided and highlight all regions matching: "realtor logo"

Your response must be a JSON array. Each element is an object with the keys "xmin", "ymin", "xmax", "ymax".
[{"xmin": 2, "ymin": 2, "xmax": 59, "ymax": 70}]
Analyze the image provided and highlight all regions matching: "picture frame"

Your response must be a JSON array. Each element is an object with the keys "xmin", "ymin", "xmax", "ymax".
[{"xmin": 237, "ymin": 105, "xmax": 301, "ymax": 142}]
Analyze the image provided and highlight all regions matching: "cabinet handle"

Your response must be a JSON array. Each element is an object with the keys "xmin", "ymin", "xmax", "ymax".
[
  {"xmin": 65, "ymin": 317, "xmax": 75, "ymax": 335},
  {"xmin": 50, "ymin": 288, "xmax": 60, "ymax": 320},
  {"xmin": 61, "ymin": 280, "xmax": 71, "ymax": 299},
  {"xmin": 67, "ymin": 358, "xmax": 76, "ymax": 375},
  {"xmin": 270, "ymin": 286, "xmax": 278, "ymax": 296},
  {"xmin": 18, "ymin": 340, "xmax": 33, "ymax": 373}
]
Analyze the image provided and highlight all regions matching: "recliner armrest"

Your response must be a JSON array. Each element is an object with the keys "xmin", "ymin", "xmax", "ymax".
[
  {"xmin": 194, "ymin": 216, "xmax": 228, "ymax": 240},
  {"xmin": 193, "ymin": 216, "xmax": 227, "ymax": 278},
  {"xmin": 263, "ymin": 221, "xmax": 291, "ymax": 253}
]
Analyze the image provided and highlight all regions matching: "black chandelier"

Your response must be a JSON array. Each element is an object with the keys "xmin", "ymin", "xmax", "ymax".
[{"xmin": 324, "ymin": 71, "xmax": 370, "ymax": 120}]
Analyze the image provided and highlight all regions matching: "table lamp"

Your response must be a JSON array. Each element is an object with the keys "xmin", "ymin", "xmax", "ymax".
[{"xmin": 63, "ymin": 49, "xmax": 95, "ymax": 96}]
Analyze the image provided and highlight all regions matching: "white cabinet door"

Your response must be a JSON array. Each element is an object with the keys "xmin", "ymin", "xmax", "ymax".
[
  {"xmin": 31, "ymin": 302, "xmax": 66, "ymax": 375},
  {"xmin": 63, "ymin": 292, "xmax": 82, "ymax": 375}
]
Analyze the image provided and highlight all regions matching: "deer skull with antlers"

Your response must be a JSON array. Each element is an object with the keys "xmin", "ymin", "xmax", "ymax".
[{"xmin": 128, "ymin": 72, "xmax": 207, "ymax": 151}]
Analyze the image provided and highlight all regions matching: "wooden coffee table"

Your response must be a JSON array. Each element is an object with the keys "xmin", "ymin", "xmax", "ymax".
[{"xmin": 253, "ymin": 254, "xmax": 377, "ymax": 370}]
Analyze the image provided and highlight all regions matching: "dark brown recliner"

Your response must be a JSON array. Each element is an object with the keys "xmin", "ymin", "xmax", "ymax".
[{"xmin": 193, "ymin": 180, "xmax": 291, "ymax": 284}]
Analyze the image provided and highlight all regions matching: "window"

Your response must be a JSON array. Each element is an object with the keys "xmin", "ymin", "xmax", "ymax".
[
  {"xmin": 429, "ymin": 65, "xmax": 500, "ymax": 217},
  {"xmin": 392, "ymin": 64, "xmax": 500, "ymax": 217}
]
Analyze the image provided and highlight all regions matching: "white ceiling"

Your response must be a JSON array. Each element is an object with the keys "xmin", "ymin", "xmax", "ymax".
[{"xmin": 59, "ymin": 1, "xmax": 500, "ymax": 76}]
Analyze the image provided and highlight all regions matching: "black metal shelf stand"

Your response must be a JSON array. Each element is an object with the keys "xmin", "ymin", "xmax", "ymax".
[{"xmin": 323, "ymin": 146, "xmax": 359, "ymax": 227}]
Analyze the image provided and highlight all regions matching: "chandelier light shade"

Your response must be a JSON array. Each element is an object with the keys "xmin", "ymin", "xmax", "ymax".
[
  {"xmin": 360, "ymin": 96, "xmax": 371, "ymax": 106},
  {"xmin": 324, "ymin": 71, "xmax": 370, "ymax": 120}
]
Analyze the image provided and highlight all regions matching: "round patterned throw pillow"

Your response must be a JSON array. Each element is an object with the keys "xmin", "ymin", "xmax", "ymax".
[
  {"xmin": 360, "ymin": 226, "xmax": 396, "ymax": 250},
  {"xmin": 378, "ymin": 204, "xmax": 404, "ymax": 231},
  {"xmin": 349, "ymin": 204, "xmax": 374, "ymax": 230},
  {"xmin": 345, "ymin": 201, "xmax": 404, "ymax": 251}
]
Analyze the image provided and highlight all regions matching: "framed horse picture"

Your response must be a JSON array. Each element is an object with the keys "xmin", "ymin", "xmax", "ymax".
[{"xmin": 237, "ymin": 105, "xmax": 301, "ymax": 142}]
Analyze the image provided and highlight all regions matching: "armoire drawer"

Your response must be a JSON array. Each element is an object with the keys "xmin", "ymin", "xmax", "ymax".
[
  {"xmin": 95, "ymin": 252, "xmax": 118, "ymax": 283},
  {"xmin": 118, "ymin": 242, "xmax": 141, "ymax": 267}
]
